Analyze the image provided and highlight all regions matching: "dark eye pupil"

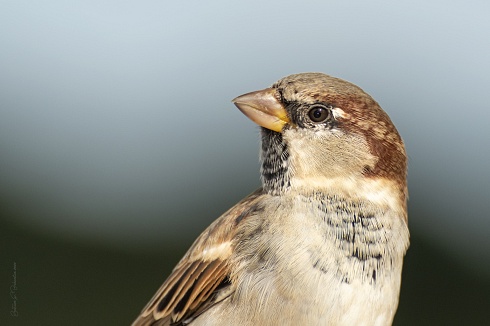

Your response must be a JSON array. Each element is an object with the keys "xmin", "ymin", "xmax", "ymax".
[{"xmin": 308, "ymin": 106, "xmax": 330, "ymax": 122}]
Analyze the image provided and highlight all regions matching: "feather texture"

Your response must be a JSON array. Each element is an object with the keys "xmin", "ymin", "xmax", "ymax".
[{"xmin": 132, "ymin": 189, "xmax": 264, "ymax": 326}]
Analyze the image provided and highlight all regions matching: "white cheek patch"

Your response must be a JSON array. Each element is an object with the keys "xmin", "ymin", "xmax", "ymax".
[{"xmin": 332, "ymin": 107, "xmax": 349, "ymax": 119}]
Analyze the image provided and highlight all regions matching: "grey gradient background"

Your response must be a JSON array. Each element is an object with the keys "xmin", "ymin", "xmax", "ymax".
[{"xmin": 1, "ymin": 1, "xmax": 490, "ymax": 325}]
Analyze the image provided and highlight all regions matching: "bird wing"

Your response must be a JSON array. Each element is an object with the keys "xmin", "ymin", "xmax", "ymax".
[{"xmin": 132, "ymin": 188, "xmax": 264, "ymax": 326}]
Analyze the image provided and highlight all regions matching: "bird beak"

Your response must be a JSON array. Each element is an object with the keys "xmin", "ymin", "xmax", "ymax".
[{"xmin": 232, "ymin": 88, "xmax": 289, "ymax": 132}]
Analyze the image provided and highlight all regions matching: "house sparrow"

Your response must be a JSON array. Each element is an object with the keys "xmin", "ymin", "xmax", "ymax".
[{"xmin": 132, "ymin": 73, "xmax": 409, "ymax": 326}]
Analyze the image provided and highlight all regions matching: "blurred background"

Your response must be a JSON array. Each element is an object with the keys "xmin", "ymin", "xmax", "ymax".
[{"xmin": 1, "ymin": 1, "xmax": 490, "ymax": 325}]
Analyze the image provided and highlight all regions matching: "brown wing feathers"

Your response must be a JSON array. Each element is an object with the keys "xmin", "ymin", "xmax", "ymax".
[
  {"xmin": 134, "ymin": 259, "xmax": 229, "ymax": 325},
  {"xmin": 132, "ymin": 189, "xmax": 264, "ymax": 326},
  {"xmin": 169, "ymin": 260, "xmax": 228, "ymax": 321}
]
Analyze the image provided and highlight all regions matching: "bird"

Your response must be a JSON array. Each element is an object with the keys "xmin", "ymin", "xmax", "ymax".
[{"xmin": 132, "ymin": 72, "xmax": 409, "ymax": 326}]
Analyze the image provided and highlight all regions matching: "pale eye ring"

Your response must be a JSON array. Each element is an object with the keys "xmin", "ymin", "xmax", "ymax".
[{"xmin": 307, "ymin": 105, "xmax": 331, "ymax": 123}]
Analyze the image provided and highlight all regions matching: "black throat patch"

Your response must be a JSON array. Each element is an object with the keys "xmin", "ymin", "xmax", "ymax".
[{"xmin": 260, "ymin": 128, "xmax": 290, "ymax": 194}]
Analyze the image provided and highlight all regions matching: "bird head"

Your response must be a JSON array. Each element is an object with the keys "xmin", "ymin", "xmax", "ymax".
[{"xmin": 233, "ymin": 73, "xmax": 407, "ymax": 215}]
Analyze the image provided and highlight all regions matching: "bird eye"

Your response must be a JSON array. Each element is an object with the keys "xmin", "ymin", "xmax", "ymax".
[{"xmin": 307, "ymin": 105, "xmax": 331, "ymax": 123}]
